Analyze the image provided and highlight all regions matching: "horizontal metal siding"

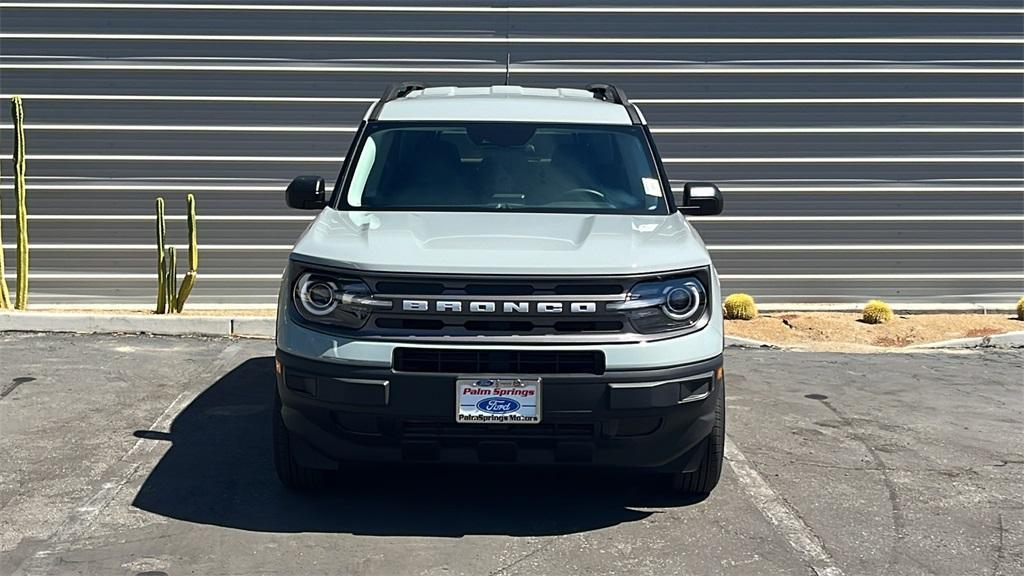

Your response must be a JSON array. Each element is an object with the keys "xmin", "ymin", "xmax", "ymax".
[{"xmin": 0, "ymin": 1, "xmax": 1021, "ymax": 305}]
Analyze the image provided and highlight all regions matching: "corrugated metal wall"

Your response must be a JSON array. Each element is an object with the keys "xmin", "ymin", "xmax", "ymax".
[{"xmin": 1, "ymin": 0, "xmax": 1022, "ymax": 306}]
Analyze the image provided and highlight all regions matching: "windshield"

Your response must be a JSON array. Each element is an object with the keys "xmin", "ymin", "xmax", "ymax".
[{"xmin": 341, "ymin": 122, "xmax": 670, "ymax": 214}]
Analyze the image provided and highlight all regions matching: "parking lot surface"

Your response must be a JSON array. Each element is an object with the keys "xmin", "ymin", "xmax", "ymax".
[{"xmin": 1, "ymin": 333, "xmax": 1021, "ymax": 576}]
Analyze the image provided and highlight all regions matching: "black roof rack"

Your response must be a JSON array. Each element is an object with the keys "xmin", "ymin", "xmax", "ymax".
[
  {"xmin": 368, "ymin": 81, "xmax": 425, "ymax": 120},
  {"xmin": 585, "ymin": 83, "xmax": 641, "ymax": 125}
]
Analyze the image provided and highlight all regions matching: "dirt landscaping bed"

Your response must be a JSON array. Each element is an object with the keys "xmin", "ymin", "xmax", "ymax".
[{"xmin": 727, "ymin": 312, "xmax": 1023, "ymax": 352}]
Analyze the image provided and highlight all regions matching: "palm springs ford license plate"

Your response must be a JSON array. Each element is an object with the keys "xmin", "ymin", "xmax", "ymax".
[{"xmin": 456, "ymin": 377, "xmax": 541, "ymax": 424}]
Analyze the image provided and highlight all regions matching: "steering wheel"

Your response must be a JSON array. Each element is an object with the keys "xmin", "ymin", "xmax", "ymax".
[{"xmin": 563, "ymin": 187, "xmax": 607, "ymax": 203}]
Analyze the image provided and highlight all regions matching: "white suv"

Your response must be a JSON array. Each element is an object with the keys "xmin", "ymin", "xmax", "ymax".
[{"xmin": 274, "ymin": 84, "xmax": 726, "ymax": 496}]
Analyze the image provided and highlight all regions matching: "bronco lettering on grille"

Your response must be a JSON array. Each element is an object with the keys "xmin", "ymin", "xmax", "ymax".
[{"xmin": 400, "ymin": 300, "xmax": 597, "ymax": 314}]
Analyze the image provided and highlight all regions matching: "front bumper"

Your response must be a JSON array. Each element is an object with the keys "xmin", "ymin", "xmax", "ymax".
[{"xmin": 276, "ymin": 349, "xmax": 723, "ymax": 472}]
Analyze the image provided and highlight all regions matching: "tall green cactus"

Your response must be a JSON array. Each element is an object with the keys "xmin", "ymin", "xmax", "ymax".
[
  {"xmin": 174, "ymin": 193, "xmax": 198, "ymax": 312},
  {"xmin": 155, "ymin": 197, "xmax": 167, "ymax": 313},
  {"xmin": 154, "ymin": 194, "xmax": 198, "ymax": 314},
  {"xmin": 11, "ymin": 96, "xmax": 28, "ymax": 310}
]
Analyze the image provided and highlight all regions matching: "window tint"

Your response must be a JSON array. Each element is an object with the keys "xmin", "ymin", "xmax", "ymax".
[{"xmin": 344, "ymin": 122, "xmax": 668, "ymax": 214}]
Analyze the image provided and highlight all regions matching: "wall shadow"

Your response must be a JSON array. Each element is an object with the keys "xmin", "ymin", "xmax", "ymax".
[{"xmin": 133, "ymin": 357, "xmax": 702, "ymax": 537}]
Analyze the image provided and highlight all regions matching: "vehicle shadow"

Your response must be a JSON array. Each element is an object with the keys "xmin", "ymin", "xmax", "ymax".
[{"xmin": 133, "ymin": 357, "xmax": 704, "ymax": 537}]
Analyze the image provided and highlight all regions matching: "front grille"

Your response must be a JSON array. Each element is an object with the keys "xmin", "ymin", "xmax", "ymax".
[
  {"xmin": 362, "ymin": 272, "xmax": 634, "ymax": 340},
  {"xmin": 393, "ymin": 348, "xmax": 605, "ymax": 375}
]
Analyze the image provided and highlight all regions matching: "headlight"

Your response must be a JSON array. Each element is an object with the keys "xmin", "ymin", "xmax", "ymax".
[
  {"xmin": 610, "ymin": 274, "xmax": 709, "ymax": 334},
  {"xmin": 292, "ymin": 271, "xmax": 389, "ymax": 328}
]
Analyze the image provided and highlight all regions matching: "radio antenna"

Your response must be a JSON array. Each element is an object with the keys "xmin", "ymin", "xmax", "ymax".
[{"xmin": 504, "ymin": 52, "xmax": 511, "ymax": 85}]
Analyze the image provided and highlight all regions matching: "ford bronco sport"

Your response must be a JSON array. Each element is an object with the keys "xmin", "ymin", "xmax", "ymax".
[{"xmin": 274, "ymin": 84, "xmax": 726, "ymax": 495}]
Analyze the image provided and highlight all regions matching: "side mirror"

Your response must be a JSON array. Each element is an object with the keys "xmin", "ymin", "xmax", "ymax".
[
  {"xmin": 679, "ymin": 182, "xmax": 723, "ymax": 216},
  {"xmin": 286, "ymin": 175, "xmax": 326, "ymax": 210}
]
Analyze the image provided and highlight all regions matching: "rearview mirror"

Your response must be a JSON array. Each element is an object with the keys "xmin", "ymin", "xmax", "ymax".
[
  {"xmin": 286, "ymin": 175, "xmax": 326, "ymax": 210},
  {"xmin": 679, "ymin": 182, "xmax": 723, "ymax": 216}
]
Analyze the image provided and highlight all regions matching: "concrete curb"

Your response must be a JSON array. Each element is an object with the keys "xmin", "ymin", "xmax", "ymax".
[
  {"xmin": 3, "ymin": 312, "xmax": 1021, "ymax": 350},
  {"xmin": 724, "ymin": 335, "xmax": 779, "ymax": 349},
  {"xmin": 906, "ymin": 331, "xmax": 1024, "ymax": 350},
  {"xmin": 0, "ymin": 311, "xmax": 274, "ymax": 338}
]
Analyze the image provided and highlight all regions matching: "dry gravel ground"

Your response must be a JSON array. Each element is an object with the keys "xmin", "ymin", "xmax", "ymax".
[
  {"xmin": 1, "ymin": 333, "xmax": 1022, "ymax": 576},
  {"xmin": 728, "ymin": 312, "xmax": 1023, "ymax": 352}
]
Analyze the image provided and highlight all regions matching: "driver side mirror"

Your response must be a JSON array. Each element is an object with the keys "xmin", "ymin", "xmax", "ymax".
[
  {"xmin": 286, "ymin": 175, "xmax": 326, "ymax": 210},
  {"xmin": 679, "ymin": 182, "xmax": 723, "ymax": 216}
]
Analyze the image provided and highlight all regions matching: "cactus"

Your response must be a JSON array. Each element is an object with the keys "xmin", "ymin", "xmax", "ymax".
[
  {"xmin": 11, "ymin": 97, "xmax": 28, "ymax": 310},
  {"xmin": 165, "ymin": 246, "xmax": 177, "ymax": 312},
  {"xmin": 723, "ymin": 293, "xmax": 758, "ymax": 320},
  {"xmin": 155, "ymin": 197, "xmax": 168, "ymax": 313},
  {"xmin": 155, "ymin": 195, "xmax": 199, "ymax": 314},
  {"xmin": 174, "ymin": 193, "xmax": 198, "ymax": 312},
  {"xmin": 1016, "ymin": 296, "xmax": 1023, "ymax": 321},
  {"xmin": 862, "ymin": 300, "xmax": 894, "ymax": 325}
]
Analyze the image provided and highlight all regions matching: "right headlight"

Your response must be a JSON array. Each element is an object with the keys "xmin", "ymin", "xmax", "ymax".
[
  {"xmin": 292, "ymin": 270, "xmax": 390, "ymax": 329},
  {"xmin": 609, "ymin": 274, "xmax": 710, "ymax": 334}
]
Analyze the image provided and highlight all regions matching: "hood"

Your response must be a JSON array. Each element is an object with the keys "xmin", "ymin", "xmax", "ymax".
[{"xmin": 290, "ymin": 209, "xmax": 711, "ymax": 275}]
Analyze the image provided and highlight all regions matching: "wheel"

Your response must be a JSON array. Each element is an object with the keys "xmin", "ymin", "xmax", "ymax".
[
  {"xmin": 272, "ymin": 392, "xmax": 328, "ymax": 491},
  {"xmin": 666, "ymin": 378, "xmax": 725, "ymax": 497}
]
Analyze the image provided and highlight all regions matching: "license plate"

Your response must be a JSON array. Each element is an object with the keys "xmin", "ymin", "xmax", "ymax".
[{"xmin": 456, "ymin": 377, "xmax": 542, "ymax": 424}]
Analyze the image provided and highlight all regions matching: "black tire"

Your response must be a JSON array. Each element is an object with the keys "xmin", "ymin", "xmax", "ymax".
[
  {"xmin": 272, "ymin": 392, "xmax": 328, "ymax": 491},
  {"xmin": 667, "ymin": 378, "xmax": 725, "ymax": 497}
]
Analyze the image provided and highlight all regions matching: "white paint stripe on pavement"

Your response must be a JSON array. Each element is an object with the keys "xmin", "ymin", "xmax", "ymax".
[
  {"xmin": 1, "ymin": 3, "xmax": 1020, "ymax": 14},
  {"xmin": 5, "ymin": 124, "xmax": 1021, "ymax": 134},
  {"xmin": 28, "ymin": 343, "xmax": 247, "ymax": 567},
  {"xmin": 4, "ymin": 33, "xmax": 1021, "ymax": 44},
  {"xmin": 4, "ymin": 62, "xmax": 1022, "ymax": 74},
  {"xmin": 724, "ymin": 435, "xmax": 845, "ymax": 576}
]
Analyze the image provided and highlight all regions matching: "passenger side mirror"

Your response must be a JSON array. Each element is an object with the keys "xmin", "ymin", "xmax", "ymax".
[
  {"xmin": 679, "ymin": 182, "xmax": 723, "ymax": 216},
  {"xmin": 286, "ymin": 175, "xmax": 326, "ymax": 210}
]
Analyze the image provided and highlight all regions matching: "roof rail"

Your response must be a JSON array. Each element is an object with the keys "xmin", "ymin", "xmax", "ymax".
[
  {"xmin": 585, "ymin": 83, "xmax": 641, "ymax": 124},
  {"xmin": 368, "ymin": 81, "xmax": 425, "ymax": 120}
]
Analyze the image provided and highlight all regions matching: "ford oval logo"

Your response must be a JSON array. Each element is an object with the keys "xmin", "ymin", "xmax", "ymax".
[
  {"xmin": 474, "ymin": 379, "xmax": 496, "ymax": 387},
  {"xmin": 477, "ymin": 397, "xmax": 521, "ymax": 414}
]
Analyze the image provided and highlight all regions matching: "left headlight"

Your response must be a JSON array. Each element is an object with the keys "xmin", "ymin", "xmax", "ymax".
[
  {"xmin": 610, "ymin": 273, "xmax": 710, "ymax": 334},
  {"xmin": 292, "ymin": 270, "xmax": 390, "ymax": 328}
]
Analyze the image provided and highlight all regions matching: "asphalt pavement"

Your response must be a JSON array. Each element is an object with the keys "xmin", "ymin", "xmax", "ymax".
[
  {"xmin": 0, "ymin": 1, "xmax": 1022, "ymax": 305},
  {"xmin": 1, "ymin": 332, "xmax": 1021, "ymax": 576}
]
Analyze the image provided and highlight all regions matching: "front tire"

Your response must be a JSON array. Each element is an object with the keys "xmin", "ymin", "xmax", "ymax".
[
  {"xmin": 666, "ymin": 378, "xmax": 724, "ymax": 496},
  {"xmin": 272, "ymin": 392, "xmax": 327, "ymax": 491}
]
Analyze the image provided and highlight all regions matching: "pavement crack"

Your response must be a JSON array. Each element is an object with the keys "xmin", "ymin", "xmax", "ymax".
[
  {"xmin": 992, "ymin": 513, "xmax": 1006, "ymax": 576},
  {"xmin": 488, "ymin": 537, "xmax": 559, "ymax": 576},
  {"xmin": 805, "ymin": 396, "xmax": 908, "ymax": 571}
]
